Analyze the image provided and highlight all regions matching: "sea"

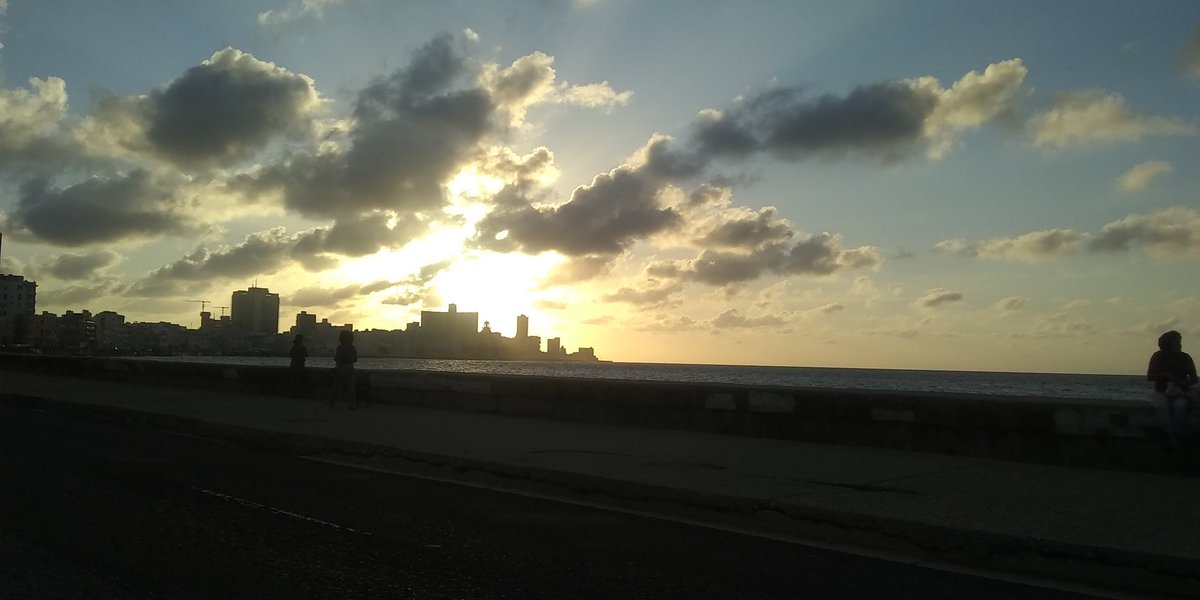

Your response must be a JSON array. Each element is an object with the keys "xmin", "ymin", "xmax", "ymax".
[{"xmin": 131, "ymin": 356, "xmax": 1150, "ymax": 402}]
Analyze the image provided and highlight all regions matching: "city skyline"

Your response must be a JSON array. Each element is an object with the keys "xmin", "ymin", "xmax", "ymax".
[
  {"xmin": 8, "ymin": 277, "xmax": 597, "ymax": 360},
  {"xmin": 0, "ymin": 2, "xmax": 1198, "ymax": 374}
]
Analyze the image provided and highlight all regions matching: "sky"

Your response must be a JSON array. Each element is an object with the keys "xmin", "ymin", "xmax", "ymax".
[{"xmin": 0, "ymin": 0, "xmax": 1197, "ymax": 374}]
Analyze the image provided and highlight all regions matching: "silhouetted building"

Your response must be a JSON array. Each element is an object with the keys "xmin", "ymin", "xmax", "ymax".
[
  {"xmin": 128, "ymin": 321, "xmax": 189, "ymax": 354},
  {"xmin": 516, "ymin": 314, "xmax": 529, "ymax": 339},
  {"xmin": 287, "ymin": 311, "xmax": 350, "ymax": 356},
  {"xmin": 0, "ymin": 274, "xmax": 36, "ymax": 345},
  {"xmin": 94, "ymin": 311, "xmax": 128, "ymax": 351},
  {"xmin": 31, "ymin": 311, "xmax": 59, "ymax": 350},
  {"xmin": 420, "ymin": 303, "xmax": 478, "ymax": 357},
  {"xmin": 59, "ymin": 310, "xmax": 96, "ymax": 350},
  {"xmin": 231, "ymin": 286, "xmax": 280, "ymax": 337}
]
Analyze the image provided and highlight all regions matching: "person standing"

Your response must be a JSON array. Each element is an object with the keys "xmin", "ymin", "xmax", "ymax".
[
  {"xmin": 1147, "ymin": 330, "xmax": 1198, "ymax": 448},
  {"xmin": 289, "ymin": 334, "xmax": 308, "ymax": 398},
  {"xmin": 333, "ymin": 330, "xmax": 358, "ymax": 408}
]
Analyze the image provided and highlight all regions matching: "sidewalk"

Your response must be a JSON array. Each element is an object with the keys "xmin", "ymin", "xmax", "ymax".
[{"xmin": 3, "ymin": 369, "xmax": 1197, "ymax": 598}]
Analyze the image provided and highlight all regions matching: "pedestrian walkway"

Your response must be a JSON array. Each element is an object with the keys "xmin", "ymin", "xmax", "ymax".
[{"xmin": 2, "ymin": 369, "xmax": 1197, "ymax": 598}]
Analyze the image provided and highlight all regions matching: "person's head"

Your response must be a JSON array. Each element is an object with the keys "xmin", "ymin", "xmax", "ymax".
[
  {"xmin": 1158, "ymin": 330, "xmax": 1182, "ymax": 352},
  {"xmin": 293, "ymin": 334, "xmax": 303, "ymax": 344},
  {"xmin": 339, "ymin": 330, "xmax": 353, "ymax": 344}
]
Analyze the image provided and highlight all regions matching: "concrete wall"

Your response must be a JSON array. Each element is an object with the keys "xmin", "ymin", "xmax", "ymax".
[{"xmin": 1, "ymin": 353, "xmax": 1190, "ymax": 472}]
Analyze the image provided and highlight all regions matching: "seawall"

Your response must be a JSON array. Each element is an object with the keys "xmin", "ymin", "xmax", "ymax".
[{"xmin": 0, "ymin": 353, "xmax": 1190, "ymax": 473}]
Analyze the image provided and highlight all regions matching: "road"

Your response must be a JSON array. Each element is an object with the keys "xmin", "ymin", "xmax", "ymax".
[{"xmin": 0, "ymin": 401, "xmax": 1097, "ymax": 599}]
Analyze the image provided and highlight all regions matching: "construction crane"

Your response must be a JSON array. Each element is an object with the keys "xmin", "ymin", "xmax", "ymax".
[
  {"xmin": 214, "ymin": 306, "xmax": 229, "ymax": 318},
  {"xmin": 186, "ymin": 299, "xmax": 212, "ymax": 312}
]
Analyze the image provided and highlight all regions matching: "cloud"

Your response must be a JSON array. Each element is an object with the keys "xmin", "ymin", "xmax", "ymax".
[
  {"xmin": 36, "ymin": 279, "xmax": 125, "ymax": 308},
  {"xmin": 475, "ymin": 165, "xmax": 682, "ymax": 257},
  {"xmin": 810, "ymin": 302, "xmax": 846, "ymax": 315},
  {"xmin": 1117, "ymin": 161, "xmax": 1172, "ymax": 192},
  {"xmin": 482, "ymin": 51, "xmax": 632, "ymax": 126},
  {"xmin": 917, "ymin": 59, "xmax": 1029, "ymax": 157},
  {"xmin": 641, "ymin": 59, "xmax": 1027, "ymax": 176},
  {"xmin": 1089, "ymin": 207, "xmax": 1200, "ymax": 257},
  {"xmin": 243, "ymin": 33, "xmax": 493, "ymax": 219},
  {"xmin": 83, "ymin": 48, "xmax": 322, "ymax": 169},
  {"xmin": 711, "ymin": 308, "xmax": 788, "ymax": 329},
  {"xmin": 1182, "ymin": 26, "xmax": 1200, "ymax": 80},
  {"xmin": 0, "ymin": 77, "xmax": 76, "ymax": 168},
  {"xmin": 13, "ymin": 171, "xmax": 200, "ymax": 247},
  {"xmin": 995, "ymin": 296, "xmax": 1027, "ymax": 312},
  {"xmin": 45, "ymin": 251, "xmax": 120, "ymax": 280},
  {"xmin": 286, "ymin": 284, "xmax": 361, "ymax": 308},
  {"xmin": 934, "ymin": 229, "xmax": 1085, "ymax": 261},
  {"xmin": 290, "ymin": 212, "xmax": 431, "ymax": 268},
  {"xmin": 639, "ymin": 315, "xmax": 700, "ymax": 332},
  {"xmin": 1028, "ymin": 91, "xmax": 1194, "ymax": 147},
  {"xmin": 677, "ymin": 234, "xmax": 882, "ymax": 286},
  {"xmin": 126, "ymin": 228, "xmax": 299, "ymax": 296},
  {"xmin": 258, "ymin": 0, "xmax": 347, "ymax": 27},
  {"xmin": 601, "ymin": 282, "xmax": 683, "ymax": 307},
  {"xmin": 1025, "ymin": 312, "xmax": 1096, "ymax": 338},
  {"xmin": 915, "ymin": 288, "xmax": 963, "ymax": 308}
]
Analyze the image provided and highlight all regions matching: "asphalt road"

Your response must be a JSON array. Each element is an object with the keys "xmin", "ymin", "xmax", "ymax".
[{"xmin": 0, "ymin": 401, "xmax": 1098, "ymax": 600}]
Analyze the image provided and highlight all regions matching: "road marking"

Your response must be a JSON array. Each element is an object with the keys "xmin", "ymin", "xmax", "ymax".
[
  {"xmin": 300, "ymin": 455, "xmax": 1142, "ymax": 600},
  {"xmin": 192, "ymin": 487, "xmax": 371, "ymax": 536}
]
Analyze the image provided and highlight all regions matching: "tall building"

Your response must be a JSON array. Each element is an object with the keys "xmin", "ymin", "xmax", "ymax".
[
  {"xmin": 0, "ymin": 274, "xmax": 36, "ymax": 345},
  {"xmin": 230, "ymin": 286, "xmax": 280, "ymax": 337},
  {"xmin": 516, "ymin": 314, "xmax": 529, "ymax": 339}
]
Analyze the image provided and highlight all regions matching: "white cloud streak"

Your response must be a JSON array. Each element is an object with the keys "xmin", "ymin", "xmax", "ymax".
[
  {"xmin": 1028, "ymin": 91, "xmax": 1194, "ymax": 147},
  {"xmin": 1117, "ymin": 161, "xmax": 1172, "ymax": 192}
]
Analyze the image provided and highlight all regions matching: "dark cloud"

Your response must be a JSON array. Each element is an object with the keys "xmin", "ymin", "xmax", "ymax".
[
  {"xmin": 600, "ymin": 282, "xmax": 683, "ymax": 307},
  {"xmin": 711, "ymin": 308, "xmax": 788, "ymax": 329},
  {"xmin": 698, "ymin": 206, "xmax": 792, "ymax": 249},
  {"xmin": 290, "ymin": 212, "xmax": 430, "ymax": 266},
  {"xmin": 45, "ymin": 250, "xmax": 119, "ymax": 280},
  {"xmin": 644, "ymin": 82, "xmax": 940, "ymax": 178},
  {"xmin": 14, "ymin": 171, "xmax": 196, "ymax": 246},
  {"xmin": 286, "ymin": 284, "xmax": 361, "ymax": 308},
  {"xmin": 126, "ymin": 228, "xmax": 296, "ymax": 296},
  {"xmin": 381, "ymin": 291, "xmax": 426, "ymax": 306},
  {"xmin": 245, "ymin": 33, "xmax": 493, "ymax": 219},
  {"xmin": 995, "ymin": 297, "xmax": 1027, "ymax": 311},
  {"xmin": 916, "ymin": 288, "xmax": 964, "ymax": 308},
  {"xmin": 1088, "ymin": 207, "xmax": 1200, "ymax": 257},
  {"xmin": 934, "ymin": 229, "xmax": 1084, "ymax": 261},
  {"xmin": 143, "ymin": 48, "xmax": 321, "ymax": 167},
  {"xmin": 683, "ymin": 234, "xmax": 882, "ymax": 286},
  {"xmin": 475, "ymin": 165, "xmax": 681, "ymax": 257},
  {"xmin": 36, "ymin": 279, "xmax": 125, "ymax": 307}
]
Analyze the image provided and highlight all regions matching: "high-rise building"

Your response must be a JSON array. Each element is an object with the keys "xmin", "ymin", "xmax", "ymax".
[
  {"xmin": 0, "ymin": 274, "xmax": 36, "ymax": 345},
  {"xmin": 230, "ymin": 286, "xmax": 280, "ymax": 336},
  {"xmin": 516, "ymin": 314, "xmax": 529, "ymax": 339}
]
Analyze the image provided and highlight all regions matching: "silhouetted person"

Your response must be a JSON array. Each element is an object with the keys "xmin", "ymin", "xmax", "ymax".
[
  {"xmin": 289, "ymin": 334, "xmax": 308, "ymax": 397},
  {"xmin": 333, "ymin": 330, "xmax": 358, "ymax": 408},
  {"xmin": 1147, "ymin": 330, "xmax": 1198, "ymax": 448}
]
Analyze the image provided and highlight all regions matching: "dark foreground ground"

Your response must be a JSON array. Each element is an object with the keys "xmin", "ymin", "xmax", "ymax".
[{"xmin": 0, "ymin": 402, "xmax": 1098, "ymax": 600}]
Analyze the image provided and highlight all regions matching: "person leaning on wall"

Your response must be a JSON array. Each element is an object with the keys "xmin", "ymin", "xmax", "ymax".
[
  {"xmin": 332, "ymin": 329, "xmax": 359, "ymax": 409},
  {"xmin": 1147, "ymin": 330, "xmax": 1199, "ymax": 449}
]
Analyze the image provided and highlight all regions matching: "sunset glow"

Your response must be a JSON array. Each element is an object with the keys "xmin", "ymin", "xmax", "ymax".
[{"xmin": 0, "ymin": 2, "xmax": 1197, "ymax": 373}]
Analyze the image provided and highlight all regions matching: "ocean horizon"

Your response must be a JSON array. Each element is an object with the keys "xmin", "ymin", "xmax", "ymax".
[{"xmin": 131, "ymin": 355, "xmax": 1150, "ymax": 403}]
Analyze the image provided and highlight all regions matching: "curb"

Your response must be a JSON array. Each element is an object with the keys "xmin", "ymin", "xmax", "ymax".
[{"xmin": 4, "ymin": 392, "xmax": 1197, "ymax": 598}]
